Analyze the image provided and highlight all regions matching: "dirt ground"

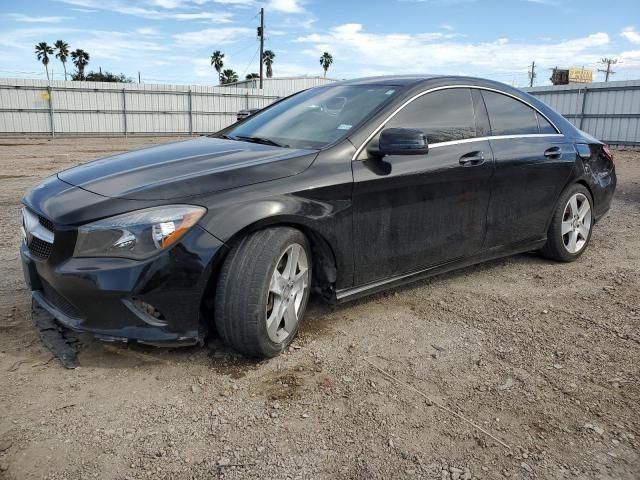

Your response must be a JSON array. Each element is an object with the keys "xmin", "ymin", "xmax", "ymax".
[{"xmin": 0, "ymin": 137, "xmax": 638, "ymax": 480}]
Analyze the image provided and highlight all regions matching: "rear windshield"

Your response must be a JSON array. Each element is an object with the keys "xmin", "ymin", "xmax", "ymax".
[{"xmin": 223, "ymin": 85, "xmax": 400, "ymax": 149}]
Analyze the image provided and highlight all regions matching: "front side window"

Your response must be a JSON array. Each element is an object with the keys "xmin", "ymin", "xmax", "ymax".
[
  {"xmin": 223, "ymin": 85, "xmax": 399, "ymax": 149},
  {"xmin": 482, "ymin": 90, "xmax": 540, "ymax": 136},
  {"xmin": 384, "ymin": 88, "xmax": 477, "ymax": 144}
]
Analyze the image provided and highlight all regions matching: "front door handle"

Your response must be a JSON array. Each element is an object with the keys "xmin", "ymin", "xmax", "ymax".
[
  {"xmin": 544, "ymin": 146, "xmax": 562, "ymax": 159},
  {"xmin": 459, "ymin": 151, "xmax": 485, "ymax": 166}
]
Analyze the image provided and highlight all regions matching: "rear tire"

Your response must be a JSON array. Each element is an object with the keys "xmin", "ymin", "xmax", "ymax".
[
  {"xmin": 540, "ymin": 184, "xmax": 593, "ymax": 262},
  {"xmin": 214, "ymin": 227, "xmax": 312, "ymax": 358}
]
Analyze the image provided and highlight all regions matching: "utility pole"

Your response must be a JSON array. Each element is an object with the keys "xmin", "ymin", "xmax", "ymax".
[
  {"xmin": 138, "ymin": 71, "xmax": 141, "ymax": 83},
  {"xmin": 258, "ymin": 7, "xmax": 264, "ymax": 89},
  {"xmin": 598, "ymin": 57, "xmax": 617, "ymax": 82},
  {"xmin": 528, "ymin": 60, "xmax": 536, "ymax": 87}
]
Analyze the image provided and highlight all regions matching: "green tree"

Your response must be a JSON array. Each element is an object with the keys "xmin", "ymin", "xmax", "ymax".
[
  {"xmin": 245, "ymin": 73, "xmax": 259, "ymax": 80},
  {"xmin": 262, "ymin": 50, "xmax": 275, "ymax": 78},
  {"xmin": 80, "ymin": 71, "xmax": 133, "ymax": 82},
  {"xmin": 54, "ymin": 40, "xmax": 70, "ymax": 80},
  {"xmin": 70, "ymin": 49, "xmax": 90, "ymax": 80},
  {"xmin": 210, "ymin": 50, "xmax": 224, "ymax": 84},
  {"xmin": 220, "ymin": 69, "xmax": 238, "ymax": 85},
  {"xmin": 319, "ymin": 52, "xmax": 333, "ymax": 78},
  {"xmin": 35, "ymin": 42, "xmax": 54, "ymax": 81}
]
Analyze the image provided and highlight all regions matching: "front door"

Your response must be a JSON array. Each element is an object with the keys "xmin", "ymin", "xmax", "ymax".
[{"xmin": 351, "ymin": 88, "xmax": 494, "ymax": 285}]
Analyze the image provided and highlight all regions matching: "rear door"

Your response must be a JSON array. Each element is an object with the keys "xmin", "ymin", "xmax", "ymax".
[
  {"xmin": 480, "ymin": 89, "xmax": 575, "ymax": 248},
  {"xmin": 351, "ymin": 87, "xmax": 494, "ymax": 285}
]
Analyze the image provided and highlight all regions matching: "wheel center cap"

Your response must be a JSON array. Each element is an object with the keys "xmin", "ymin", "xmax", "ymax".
[{"xmin": 283, "ymin": 281, "xmax": 294, "ymax": 298}]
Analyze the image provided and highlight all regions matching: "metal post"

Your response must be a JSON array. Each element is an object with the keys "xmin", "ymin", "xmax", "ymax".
[
  {"xmin": 47, "ymin": 86, "xmax": 55, "ymax": 137},
  {"xmin": 245, "ymin": 91, "xmax": 249, "ymax": 109},
  {"xmin": 122, "ymin": 88, "xmax": 128, "ymax": 137},
  {"xmin": 578, "ymin": 85, "xmax": 588, "ymax": 130},
  {"xmin": 188, "ymin": 88, "xmax": 193, "ymax": 135},
  {"xmin": 259, "ymin": 7, "xmax": 264, "ymax": 90}
]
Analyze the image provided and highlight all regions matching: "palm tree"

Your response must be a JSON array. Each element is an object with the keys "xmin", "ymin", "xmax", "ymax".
[
  {"xmin": 35, "ymin": 42, "xmax": 54, "ymax": 81},
  {"xmin": 320, "ymin": 52, "xmax": 333, "ymax": 78},
  {"xmin": 70, "ymin": 49, "xmax": 90, "ymax": 80},
  {"xmin": 54, "ymin": 40, "xmax": 70, "ymax": 80},
  {"xmin": 210, "ymin": 50, "xmax": 224, "ymax": 84},
  {"xmin": 220, "ymin": 69, "xmax": 238, "ymax": 85},
  {"xmin": 245, "ymin": 73, "xmax": 259, "ymax": 80},
  {"xmin": 262, "ymin": 50, "xmax": 275, "ymax": 78}
]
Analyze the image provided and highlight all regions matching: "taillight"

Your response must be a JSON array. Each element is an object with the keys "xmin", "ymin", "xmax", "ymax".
[{"xmin": 602, "ymin": 144, "xmax": 614, "ymax": 165}]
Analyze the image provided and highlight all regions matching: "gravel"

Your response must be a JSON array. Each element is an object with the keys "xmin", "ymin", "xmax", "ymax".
[{"xmin": 0, "ymin": 137, "xmax": 638, "ymax": 479}]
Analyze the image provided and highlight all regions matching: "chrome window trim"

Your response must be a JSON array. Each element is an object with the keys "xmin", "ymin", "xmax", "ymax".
[
  {"xmin": 429, "ymin": 133, "xmax": 564, "ymax": 149},
  {"xmin": 351, "ymin": 85, "xmax": 563, "ymax": 161}
]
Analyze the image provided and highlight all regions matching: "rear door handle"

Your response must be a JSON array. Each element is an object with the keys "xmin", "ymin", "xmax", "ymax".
[
  {"xmin": 459, "ymin": 151, "xmax": 485, "ymax": 166},
  {"xmin": 544, "ymin": 146, "xmax": 562, "ymax": 159}
]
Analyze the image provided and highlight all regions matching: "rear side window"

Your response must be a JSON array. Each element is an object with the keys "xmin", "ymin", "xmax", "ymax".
[
  {"xmin": 386, "ymin": 88, "xmax": 476, "ymax": 144},
  {"xmin": 536, "ymin": 112, "xmax": 557, "ymax": 134},
  {"xmin": 482, "ymin": 90, "xmax": 539, "ymax": 136}
]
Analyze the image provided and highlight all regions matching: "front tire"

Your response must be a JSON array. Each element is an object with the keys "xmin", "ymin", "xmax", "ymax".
[
  {"xmin": 214, "ymin": 227, "xmax": 312, "ymax": 358},
  {"xmin": 540, "ymin": 184, "xmax": 594, "ymax": 262}
]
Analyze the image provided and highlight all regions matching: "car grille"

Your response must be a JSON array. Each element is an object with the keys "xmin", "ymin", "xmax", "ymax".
[
  {"xmin": 41, "ymin": 279, "xmax": 82, "ymax": 319},
  {"xmin": 29, "ymin": 236, "xmax": 53, "ymax": 259},
  {"xmin": 37, "ymin": 215, "xmax": 55, "ymax": 233},
  {"xmin": 23, "ymin": 210, "xmax": 55, "ymax": 260}
]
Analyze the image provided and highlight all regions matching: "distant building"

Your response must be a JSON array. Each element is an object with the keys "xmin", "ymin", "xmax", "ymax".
[
  {"xmin": 550, "ymin": 67, "xmax": 593, "ymax": 85},
  {"xmin": 222, "ymin": 76, "xmax": 336, "ymax": 94}
]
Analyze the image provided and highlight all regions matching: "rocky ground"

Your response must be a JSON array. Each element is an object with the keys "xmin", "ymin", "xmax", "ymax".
[{"xmin": 0, "ymin": 137, "xmax": 638, "ymax": 480}]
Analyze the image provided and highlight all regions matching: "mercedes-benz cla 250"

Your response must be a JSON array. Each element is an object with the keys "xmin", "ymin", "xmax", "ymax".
[{"xmin": 21, "ymin": 76, "xmax": 616, "ymax": 358}]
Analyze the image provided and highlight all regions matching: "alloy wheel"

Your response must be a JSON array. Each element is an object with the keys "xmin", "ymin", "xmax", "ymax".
[
  {"xmin": 561, "ymin": 192, "xmax": 592, "ymax": 254},
  {"xmin": 265, "ymin": 243, "xmax": 309, "ymax": 343}
]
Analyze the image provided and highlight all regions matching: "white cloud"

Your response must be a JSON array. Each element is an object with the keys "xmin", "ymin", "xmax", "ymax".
[
  {"xmin": 269, "ymin": 0, "xmax": 305, "ymax": 13},
  {"xmin": 212, "ymin": 0, "xmax": 306, "ymax": 13},
  {"xmin": 619, "ymin": 49, "xmax": 640, "ymax": 68},
  {"xmin": 3, "ymin": 14, "xmax": 70, "ymax": 23},
  {"xmin": 621, "ymin": 27, "xmax": 640, "ymax": 45},
  {"xmin": 173, "ymin": 27, "xmax": 254, "ymax": 47},
  {"xmin": 296, "ymin": 24, "xmax": 611, "ymax": 78},
  {"xmin": 57, "ymin": 0, "xmax": 233, "ymax": 22},
  {"xmin": 136, "ymin": 27, "xmax": 161, "ymax": 36}
]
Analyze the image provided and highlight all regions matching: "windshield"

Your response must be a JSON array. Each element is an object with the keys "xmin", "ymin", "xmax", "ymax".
[{"xmin": 222, "ymin": 85, "xmax": 399, "ymax": 149}]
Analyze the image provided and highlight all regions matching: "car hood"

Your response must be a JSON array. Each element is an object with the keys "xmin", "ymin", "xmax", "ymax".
[{"xmin": 57, "ymin": 137, "xmax": 318, "ymax": 201}]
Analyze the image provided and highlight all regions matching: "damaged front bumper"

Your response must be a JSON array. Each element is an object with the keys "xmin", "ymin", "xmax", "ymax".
[{"xmin": 21, "ymin": 224, "xmax": 227, "ymax": 349}]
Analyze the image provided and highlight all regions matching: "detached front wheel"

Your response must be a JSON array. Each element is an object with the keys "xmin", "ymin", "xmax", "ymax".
[{"xmin": 215, "ymin": 227, "xmax": 312, "ymax": 357}]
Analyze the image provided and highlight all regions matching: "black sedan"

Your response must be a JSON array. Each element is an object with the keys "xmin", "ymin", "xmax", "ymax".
[{"xmin": 20, "ymin": 75, "xmax": 616, "ymax": 357}]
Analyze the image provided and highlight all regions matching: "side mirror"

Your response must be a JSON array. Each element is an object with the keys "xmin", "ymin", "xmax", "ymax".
[{"xmin": 376, "ymin": 128, "xmax": 429, "ymax": 156}]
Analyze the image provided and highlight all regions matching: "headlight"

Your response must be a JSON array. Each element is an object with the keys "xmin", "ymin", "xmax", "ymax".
[{"xmin": 73, "ymin": 205, "xmax": 206, "ymax": 259}]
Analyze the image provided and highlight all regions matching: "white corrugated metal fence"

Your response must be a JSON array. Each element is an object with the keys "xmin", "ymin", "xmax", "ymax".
[
  {"xmin": 525, "ymin": 80, "xmax": 640, "ymax": 147},
  {"xmin": 0, "ymin": 78, "xmax": 290, "ymax": 136},
  {"xmin": 2, "ymin": 78, "xmax": 639, "ymax": 146}
]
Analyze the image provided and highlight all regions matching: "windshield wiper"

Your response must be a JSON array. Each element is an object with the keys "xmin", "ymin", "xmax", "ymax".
[{"xmin": 232, "ymin": 135, "xmax": 288, "ymax": 148}]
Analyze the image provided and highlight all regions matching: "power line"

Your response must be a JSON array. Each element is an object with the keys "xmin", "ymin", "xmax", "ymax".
[{"xmin": 241, "ymin": 46, "xmax": 261, "ymax": 80}]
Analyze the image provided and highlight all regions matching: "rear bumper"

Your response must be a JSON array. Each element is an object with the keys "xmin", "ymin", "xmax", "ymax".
[{"xmin": 21, "ymin": 224, "xmax": 227, "ymax": 346}]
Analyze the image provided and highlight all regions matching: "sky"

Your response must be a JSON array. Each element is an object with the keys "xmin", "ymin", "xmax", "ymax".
[{"xmin": 1, "ymin": 0, "xmax": 639, "ymax": 87}]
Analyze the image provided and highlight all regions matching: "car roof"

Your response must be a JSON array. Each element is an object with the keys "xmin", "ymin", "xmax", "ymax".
[
  {"xmin": 331, "ymin": 75, "xmax": 518, "ymax": 91},
  {"xmin": 333, "ymin": 75, "xmax": 442, "ymax": 87}
]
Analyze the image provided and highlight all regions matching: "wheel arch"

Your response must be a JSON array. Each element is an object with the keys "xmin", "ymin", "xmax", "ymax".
[
  {"xmin": 202, "ymin": 214, "xmax": 340, "ymax": 311},
  {"xmin": 225, "ymin": 217, "xmax": 339, "ymax": 300},
  {"xmin": 575, "ymin": 179, "xmax": 595, "ymax": 205}
]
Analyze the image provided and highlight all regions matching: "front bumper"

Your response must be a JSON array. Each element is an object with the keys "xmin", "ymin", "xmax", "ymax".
[{"xmin": 21, "ymin": 224, "xmax": 227, "ymax": 346}]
